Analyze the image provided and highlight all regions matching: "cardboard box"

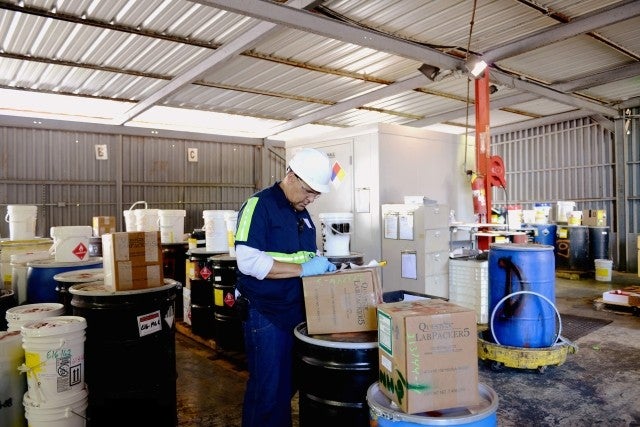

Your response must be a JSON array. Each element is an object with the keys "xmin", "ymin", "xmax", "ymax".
[
  {"xmin": 377, "ymin": 299, "xmax": 479, "ymax": 414},
  {"xmin": 102, "ymin": 231, "xmax": 164, "ymax": 290},
  {"xmin": 92, "ymin": 216, "xmax": 117, "ymax": 236},
  {"xmin": 302, "ymin": 268, "xmax": 383, "ymax": 334},
  {"xmin": 581, "ymin": 210, "xmax": 606, "ymax": 227}
]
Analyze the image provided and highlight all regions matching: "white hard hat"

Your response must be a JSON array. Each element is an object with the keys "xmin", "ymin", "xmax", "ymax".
[{"xmin": 288, "ymin": 148, "xmax": 332, "ymax": 193}]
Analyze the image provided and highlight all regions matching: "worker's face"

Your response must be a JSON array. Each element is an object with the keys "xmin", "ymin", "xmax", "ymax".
[{"xmin": 288, "ymin": 173, "xmax": 320, "ymax": 211}]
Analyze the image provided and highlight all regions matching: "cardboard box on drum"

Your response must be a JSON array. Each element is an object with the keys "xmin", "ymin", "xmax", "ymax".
[
  {"xmin": 377, "ymin": 299, "xmax": 479, "ymax": 414},
  {"xmin": 302, "ymin": 268, "xmax": 382, "ymax": 335},
  {"xmin": 102, "ymin": 231, "xmax": 164, "ymax": 291}
]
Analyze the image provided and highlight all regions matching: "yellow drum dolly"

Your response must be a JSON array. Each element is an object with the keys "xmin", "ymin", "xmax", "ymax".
[{"xmin": 478, "ymin": 290, "xmax": 578, "ymax": 373}]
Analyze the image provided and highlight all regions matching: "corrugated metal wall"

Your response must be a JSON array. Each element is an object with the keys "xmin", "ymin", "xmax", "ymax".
[
  {"xmin": 0, "ymin": 126, "xmax": 285, "ymax": 238},
  {"xmin": 491, "ymin": 113, "xmax": 640, "ymax": 272},
  {"xmin": 3, "ymin": 115, "xmax": 640, "ymax": 272}
]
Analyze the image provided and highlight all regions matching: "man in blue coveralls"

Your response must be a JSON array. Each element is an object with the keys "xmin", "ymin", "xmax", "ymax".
[{"xmin": 234, "ymin": 147, "xmax": 337, "ymax": 427}]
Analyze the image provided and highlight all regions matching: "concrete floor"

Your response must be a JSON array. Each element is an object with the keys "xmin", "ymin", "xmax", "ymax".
[{"xmin": 175, "ymin": 270, "xmax": 640, "ymax": 427}]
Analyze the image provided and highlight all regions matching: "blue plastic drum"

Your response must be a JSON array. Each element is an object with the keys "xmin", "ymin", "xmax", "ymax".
[
  {"xmin": 531, "ymin": 224, "xmax": 557, "ymax": 247},
  {"xmin": 367, "ymin": 382, "xmax": 498, "ymax": 427},
  {"xmin": 488, "ymin": 243, "xmax": 556, "ymax": 348},
  {"xmin": 26, "ymin": 258, "xmax": 103, "ymax": 304}
]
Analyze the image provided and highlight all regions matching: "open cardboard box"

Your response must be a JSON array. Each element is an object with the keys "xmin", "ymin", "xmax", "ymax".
[{"xmin": 302, "ymin": 267, "xmax": 383, "ymax": 335}]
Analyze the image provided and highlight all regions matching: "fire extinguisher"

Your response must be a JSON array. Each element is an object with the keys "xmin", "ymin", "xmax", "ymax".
[{"xmin": 470, "ymin": 173, "xmax": 487, "ymax": 222}]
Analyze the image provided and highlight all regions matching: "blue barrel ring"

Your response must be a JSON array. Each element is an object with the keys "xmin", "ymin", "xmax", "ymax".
[{"xmin": 488, "ymin": 243, "xmax": 556, "ymax": 348}]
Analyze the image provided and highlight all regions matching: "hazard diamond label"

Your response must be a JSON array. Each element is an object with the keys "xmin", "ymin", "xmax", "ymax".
[
  {"xmin": 200, "ymin": 266, "xmax": 212, "ymax": 280},
  {"xmin": 73, "ymin": 243, "xmax": 88, "ymax": 260},
  {"xmin": 224, "ymin": 292, "xmax": 235, "ymax": 307}
]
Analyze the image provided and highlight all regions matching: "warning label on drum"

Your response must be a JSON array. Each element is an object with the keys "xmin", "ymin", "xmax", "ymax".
[{"xmin": 138, "ymin": 310, "xmax": 162, "ymax": 337}]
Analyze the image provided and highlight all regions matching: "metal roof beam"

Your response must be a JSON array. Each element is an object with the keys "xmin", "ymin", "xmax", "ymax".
[
  {"xmin": 408, "ymin": 93, "xmax": 538, "ymax": 128},
  {"xmin": 552, "ymin": 62, "xmax": 640, "ymax": 93},
  {"xmin": 116, "ymin": 0, "xmax": 318, "ymax": 125},
  {"xmin": 482, "ymin": 1, "xmax": 640, "ymax": 63},
  {"xmin": 268, "ymin": 74, "xmax": 430, "ymax": 136},
  {"xmin": 199, "ymin": 0, "xmax": 621, "ymax": 123}
]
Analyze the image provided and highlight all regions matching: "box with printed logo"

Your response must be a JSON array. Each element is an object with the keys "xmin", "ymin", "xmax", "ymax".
[
  {"xmin": 377, "ymin": 299, "xmax": 479, "ymax": 414},
  {"xmin": 302, "ymin": 268, "xmax": 383, "ymax": 334}
]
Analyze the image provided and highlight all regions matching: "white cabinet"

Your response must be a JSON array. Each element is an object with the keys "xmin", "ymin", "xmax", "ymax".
[{"xmin": 381, "ymin": 203, "xmax": 450, "ymax": 298}]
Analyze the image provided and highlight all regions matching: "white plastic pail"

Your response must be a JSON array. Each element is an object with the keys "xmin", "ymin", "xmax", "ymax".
[
  {"xmin": 158, "ymin": 209, "xmax": 186, "ymax": 243},
  {"xmin": 567, "ymin": 211, "xmax": 583, "ymax": 226},
  {"xmin": 23, "ymin": 387, "xmax": 88, "ymax": 427},
  {"xmin": 49, "ymin": 226, "xmax": 92, "ymax": 263},
  {"xmin": 556, "ymin": 201, "xmax": 576, "ymax": 223},
  {"xmin": 203, "ymin": 210, "xmax": 236, "ymax": 252},
  {"xmin": 5, "ymin": 205, "xmax": 38, "ymax": 241},
  {"xmin": 595, "ymin": 259, "xmax": 613, "ymax": 282},
  {"xmin": 319, "ymin": 212, "xmax": 354, "ymax": 256},
  {"xmin": 5, "ymin": 302, "xmax": 65, "ymax": 332},
  {"xmin": 224, "ymin": 211, "xmax": 238, "ymax": 257},
  {"xmin": 20, "ymin": 316, "xmax": 86, "ymax": 403},
  {"xmin": 123, "ymin": 210, "xmax": 136, "ymax": 232},
  {"xmin": 135, "ymin": 209, "xmax": 159, "ymax": 232},
  {"xmin": 0, "ymin": 330, "xmax": 27, "ymax": 427}
]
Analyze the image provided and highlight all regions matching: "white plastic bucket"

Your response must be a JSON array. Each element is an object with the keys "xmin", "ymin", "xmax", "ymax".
[
  {"xmin": 567, "ymin": 211, "xmax": 583, "ymax": 226},
  {"xmin": 135, "ymin": 209, "xmax": 159, "ymax": 232},
  {"xmin": 123, "ymin": 210, "xmax": 136, "ymax": 232},
  {"xmin": 49, "ymin": 226, "xmax": 92, "ymax": 263},
  {"xmin": 224, "ymin": 211, "xmax": 238, "ymax": 257},
  {"xmin": 595, "ymin": 259, "xmax": 613, "ymax": 282},
  {"xmin": 23, "ymin": 387, "xmax": 88, "ymax": 427},
  {"xmin": 5, "ymin": 205, "xmax": 38, "ymax": 241},
  {"xmin": 158, "ymin": 209, "xmax": 186, "ymax": 243},
  {"xmin": 5, "ymin": 303, "xmax": 66, "ymax": 332},
  {"xmin": 203, "ymin": 210, "xmax": 236, "ymax": 252},
  {"xmin": 11, "ymin": 251, "xmax": 53, "ymax": 304},
  {"xmin": 556, "ymin": 201, "xmax": 576, "ymax": 223},
  {"xmin": 20, "ymin": 316, "xmax": 87, "ymax": 403},
  {"xmin": 319, "ymin": 212, "xmax": 354, "ymax": 256},
  {"xmin": 0, "ymin": 330, "xmax": 27, "ymax": 427}
]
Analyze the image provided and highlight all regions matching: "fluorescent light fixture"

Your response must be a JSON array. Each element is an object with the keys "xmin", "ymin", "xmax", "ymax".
[{"xmin": 469, "ymin": 60, "xmax": 487, "ymax": 78}]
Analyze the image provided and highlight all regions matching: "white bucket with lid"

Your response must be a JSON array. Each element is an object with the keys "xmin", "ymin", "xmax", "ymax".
[
  {"xmin": 595, "ymin": 259, "xmax": 613, "ymax": 282},
  {"xmin": 49, "ymin": 226, "xmax": 92, "ymax": 263},
  {"xmin": 0, "ymin": 330, "xmax": 27, "ymax": 427},
  {"xmin": 158, "ymin": 209, "xmax": 186, "ymax": 243},
  {"xmin": 319, "ymin": 212, "xmax": 354, "ymax": 256},
  {"xmin": 203, "ymin": 210, "xmax": 236, "ymax": 252},
  {"xmin": 5, "ymin": 303, "xmax": 65, "ymax": 332},
  {"xmin": 5, "ymin": 205, "xmax": 38, "ymax": 241},
  {"xmin": 20, "ymin": 316, "xmax": 87, "ymax": 403},
  {"xmin": 224, "ymin": 211, "xmax": 238, "ymax": 257},
  {"xmin": 23, "ymin": 387, "xmax": 88, "ymax": 427}
]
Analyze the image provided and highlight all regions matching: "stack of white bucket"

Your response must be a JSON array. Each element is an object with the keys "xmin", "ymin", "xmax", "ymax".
[
  {"xmin": 203, "ymin": 210, "xmax": 237, "ymax": 254},
  {"xmin": 1, "ymin": 303, "xmax": 64, "ymax": 427},
  {"xmin": 123, "ymin": 201, "xmax": 160, "ymax": 233},
  {"xmin": 158, "ymin": 209, "xmax": 186, "ymax": 243},
  {"xmin": 19, "ymin": 314, "xmax": 88, "ymax": 427},
  {"xmin": 4, "ymin": 205, "xmax": 38, "ymax": 240}
]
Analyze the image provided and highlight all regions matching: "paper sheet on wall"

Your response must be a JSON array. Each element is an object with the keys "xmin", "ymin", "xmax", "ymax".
[
  {"xmin": 356, "ymin": 188, "xmax": 370, "ymax": 213},
  {"xmin": 398, "ymin": 213, "xmax": 414, "ymax": 240},
  {"xmin": 384, "ymin": 213, "xmax": 398, "ymax": 239},
  {"xmin": 401, "ymin": 251, "xmax": 417, "ymax": 279}
]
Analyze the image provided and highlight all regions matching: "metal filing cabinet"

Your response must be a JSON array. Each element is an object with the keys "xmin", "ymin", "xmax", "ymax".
[{"xmin": 381, "ymin": 203, "xmax": 450, "ymax": 298}]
